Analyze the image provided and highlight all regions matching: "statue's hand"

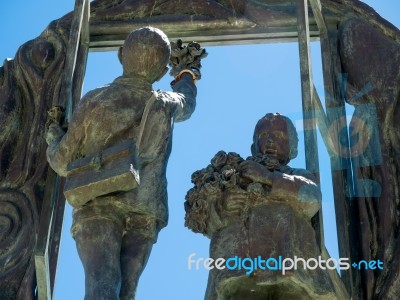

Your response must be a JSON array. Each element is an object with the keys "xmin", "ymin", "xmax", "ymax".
[
  {"xmin": 46, "ymin": 106, "xmax": 64, "ymax": 127},
  {"xmin": 238, "ymin": 160, "xmax": 272, "ymax": 186},
  {"xmin": 45, "ymin": 123, "xmax": 65, "ymax": 145},
  {"xmin": 169, "ymin": 39, "xmax": 207, "ymax": 81},
  {"xmin": 222, "ymin": 189, "xmax": 248, "ymax": 215}
]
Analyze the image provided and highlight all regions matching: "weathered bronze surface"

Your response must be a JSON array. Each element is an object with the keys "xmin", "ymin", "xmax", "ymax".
[
  {"xmin": 339, "ymin": 17, "xmax": 400, "ymax": 300},
  {"xmin": 63, "ymin": 139, "xmax": 140, "ymax": 208},
  {"xmin": 45, "ymin": 27, "xmax": 200, "ymax": 299},
  {"xmin": 0, "ymin": 20, "xmax": 71, "ymax": 299},
  {"xmin": 185, "ymin": 114, "xmax": 338, "ymax": 299},
  {"xmin": 86, "ymin": 0, "xmax": 400, "ymax": 49},
  {"xmin": 1, "ymin": 1, "xmax": 400, "ymax": 299}
]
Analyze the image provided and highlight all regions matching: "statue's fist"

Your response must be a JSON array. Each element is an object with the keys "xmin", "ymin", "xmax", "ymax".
[
  {"xmin": 169, "ymin": 39, "xmax": 207, "ymax": 80},
  {"xmin": 45, "ymin": 123, "xmax": 65, "ymax": 145},
  {"xmin": 222, "ymin": 189, "xmax": 248, "ymax": 215},
  {"xmin": 238, "ymin": 160, "xmax": 272, "ymax": 186}
]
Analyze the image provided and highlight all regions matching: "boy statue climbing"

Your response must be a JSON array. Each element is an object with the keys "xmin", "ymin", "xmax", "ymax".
[{"xmin": 46, "ymin": 27, "xmax": 204, "ymax": 299}]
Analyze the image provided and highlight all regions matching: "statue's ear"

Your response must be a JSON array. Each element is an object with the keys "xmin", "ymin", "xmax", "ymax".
[
  {"xmin": 118, "ymin": 47, "xmax": 123, "ymax": 65},
  {"xmin": 251, "ymin": 143, "xmax": 257, "ymax": 156},
  {"xmin": 154, "ymin": 66, "xmax": 168, "ymax": 82}
]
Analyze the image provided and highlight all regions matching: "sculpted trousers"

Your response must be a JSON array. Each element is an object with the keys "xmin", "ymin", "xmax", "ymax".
[{"xmin": 74, "ymin": 217, "xmax": 156, "ymax": 300}]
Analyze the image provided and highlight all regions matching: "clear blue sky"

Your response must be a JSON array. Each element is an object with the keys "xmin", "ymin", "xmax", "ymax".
[{"xmin": 1, "ymin": 1, "xmax": 399, "ymax": 299}]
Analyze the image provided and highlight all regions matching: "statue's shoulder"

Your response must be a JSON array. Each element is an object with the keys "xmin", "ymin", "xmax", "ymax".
[
  {"xmin": 284, "ymin": 167, "xmax": 306, "ymax": 175},
  {"xmin": 79, "ymin": 84, "xmax": 113, "ymax": 106},
  {"xmin": 155, "ymin": 90, "xmax": 184, "ymax": 108},
  {"xmin": 156, "ymin": 90, "xmax": 178, "ymax": 101},
  {"xmin": 283, "ymin": 166, "xmax": 315, "ymax": 179},
  {"xmin": 80, "ymin": 85, "xmax": 109, "ymax": 101},
  {"xmin": 281, "ymin": 166, "xmax": 316, "ymax": 182}
]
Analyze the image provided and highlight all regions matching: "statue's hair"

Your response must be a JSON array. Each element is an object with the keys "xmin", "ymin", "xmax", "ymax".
[
  {"xmin": 252, "ymin": 113, "xmax": 299, "ymax": 162},
  {"xmin": 121, "ymin": 27, "xmax": 170, "ymax": 80}
]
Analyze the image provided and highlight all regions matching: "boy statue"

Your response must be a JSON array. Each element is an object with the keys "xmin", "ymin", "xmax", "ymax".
[
  {"xmin": 185, "ymin": 113, "xmax": 337, "ymax": 299},
  {"xmin": 46, "ymin": 27, "xmax": 200, "ymax": 299}
]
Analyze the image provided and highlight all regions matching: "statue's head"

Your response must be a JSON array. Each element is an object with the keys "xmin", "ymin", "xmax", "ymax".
[
  {"xmin": 119, "ymin": 27, "xmax": 170, "ymax": 82},
  {"xmin": 251, "ymin": 113, "xmax": 298, "ymax": 164}
]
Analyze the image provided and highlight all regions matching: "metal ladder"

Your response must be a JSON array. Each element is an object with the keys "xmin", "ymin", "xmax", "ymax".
[{"xmin": 34, "ymin": 1, "xmax": 90, "ymax": 299}]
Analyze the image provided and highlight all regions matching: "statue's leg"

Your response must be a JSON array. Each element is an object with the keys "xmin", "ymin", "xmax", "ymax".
[
  {"xmin": 119, "ymin": 216, "xmax": 158, "ymax": 300},
  {"xmin": 73, "ymin": 217, "xmax": 123, "ymax": 300}
]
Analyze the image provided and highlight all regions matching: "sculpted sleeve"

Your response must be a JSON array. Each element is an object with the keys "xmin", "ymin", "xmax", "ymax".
[
  {"xmin": 270, "ymin": 168, "xmax": 322, "ymax": 219},
  {"xmin": 171, "ymin": 73, "xmax": 197, "ymax": 122}
]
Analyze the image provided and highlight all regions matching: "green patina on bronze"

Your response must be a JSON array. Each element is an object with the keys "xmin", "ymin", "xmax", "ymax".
[{"xmin": 0, "ymin": 1, "xmax": 399, "ymax": 299}]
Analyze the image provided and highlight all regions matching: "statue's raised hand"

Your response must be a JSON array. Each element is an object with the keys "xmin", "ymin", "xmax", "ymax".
[{"xmin": 169, "ymin": 39, "xmax": 207, "ymax": 81}]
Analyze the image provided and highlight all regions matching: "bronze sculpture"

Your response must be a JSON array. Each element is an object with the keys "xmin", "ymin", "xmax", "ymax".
[
  {"xmin": 0, "ymin": 21, "xmax": 69, "ymax": 299},
  {"xmin": 185, "ymin": 113, "xmax": 336, "ymax": 299},
  {"xmin": 46, "ymin": 27, "xmax": 202, "ymax": 299},
  {"xmin": 1, "ymin": 1, "xmax": 399, "ymax": 298},
  {"xmin": 338, "ymin": 17, "xmax": 400, "ymax": 299}
]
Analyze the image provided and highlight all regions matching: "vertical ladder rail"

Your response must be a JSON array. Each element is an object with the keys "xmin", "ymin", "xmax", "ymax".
[
  {"xmin": 296, "ymin": 0, "xmax": 319, "ymax": 176},
  {"xmin": 34, "ymin": 1, "xmax": 90, "ymax": 299},
  {"xmin": 309, "ymin": 0, "xmax": 357, "ymax": 297},
  {"xmin": 296, "ymin": 0, "xmax": 325, "ymax": 249}
]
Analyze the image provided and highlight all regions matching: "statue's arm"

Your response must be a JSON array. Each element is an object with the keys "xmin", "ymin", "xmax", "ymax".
[
  {"xmin": 171, "ymin": 73, "xmax": 197, "ymax": 122},
  {"xmin": 239, "ymin": 160, "xmax": 321, "ymax": 218},
  {"xmin": 270, "ymin": 168, "xmax": 321, "ymax": 218}
]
